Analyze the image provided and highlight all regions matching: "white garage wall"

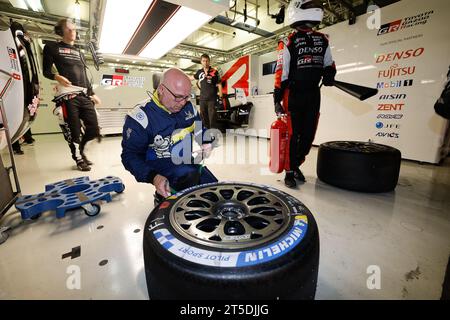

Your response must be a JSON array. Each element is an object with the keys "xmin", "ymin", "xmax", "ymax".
[{"xmin": 242, "ymin": 0, "xmax": 450, "ymax": 163}]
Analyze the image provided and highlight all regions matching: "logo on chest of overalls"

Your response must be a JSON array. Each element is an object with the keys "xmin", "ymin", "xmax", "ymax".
[
  {"xmin": 298, "ymin": 47, "xmax": 323, "ymax": 55},
  {"xmin": 184, "ymin": 110, "xmax": 195, "ymax": 121},
  {"xmin": 150, "ymin": 135, "xmax": 172, "ymax": 158}
]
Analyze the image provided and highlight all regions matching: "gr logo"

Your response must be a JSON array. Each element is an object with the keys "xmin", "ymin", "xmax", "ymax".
[{"xmin": 101, "ymin": 74, "xmax": 124, "ymax": 86}]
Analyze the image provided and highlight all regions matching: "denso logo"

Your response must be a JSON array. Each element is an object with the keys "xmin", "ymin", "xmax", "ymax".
[
  {"xmin": 379, "ymin": 94, "xmax": 407, "ymax": 100},
  {"xmin": 101, "ymin": 75, "xmax": 124, "ymax": 86},
  {"xmin": 378, "ymin": 103, "xmax": 405, "ymax": 111},
  {"xmin": 376, "ymin": 132, "xmax": 400, "ymax": 139},
  {"xmin": 375, "ymin": 48, "xmax": 424, "ymax": 63},
  {"xmin": 298, "ymin": 47, "xmax": 323, "ymax": 55}
]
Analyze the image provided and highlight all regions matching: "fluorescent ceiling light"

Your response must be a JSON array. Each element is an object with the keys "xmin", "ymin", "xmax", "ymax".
[
  {"xmin": 140, "ymin": 6, "xmax": 211, "ymax": 60},
  {"xmin": 9, "ymin": 0, "xmax": 28, "ymax": 10},
  {"xmin": 25, "ymin": 0, "xmax": 44, "ymax": 12},
  {"xmin": 99, "ymin": 0, "xmax": 154, "ymax": 54},
  {"xmin": 231, "ymin": 15, "xmax": 257, "ymax": 28}
]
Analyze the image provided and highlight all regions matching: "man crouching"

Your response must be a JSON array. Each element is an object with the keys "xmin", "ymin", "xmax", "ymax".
[{"xmin": 121, "ymin": 68, "xmax": 217, "ymax": 204}]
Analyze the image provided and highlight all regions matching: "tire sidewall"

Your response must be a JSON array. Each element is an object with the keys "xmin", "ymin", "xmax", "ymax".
[{"xmin": 143, "ymin": 182, "xmax": 319, "ymax": 299}]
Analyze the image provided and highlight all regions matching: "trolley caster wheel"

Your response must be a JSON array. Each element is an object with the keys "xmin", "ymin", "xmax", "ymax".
[
  {"xmin": 117, "ymin": 185, "xmax": 125, "ymax": 194},
  {"xmin": 0, "ymin": 227, "xmax": 10, "ymax": 245},
  {"xmin": 83, "ymin": 204, "xmax": 101, "ymax": 217}
]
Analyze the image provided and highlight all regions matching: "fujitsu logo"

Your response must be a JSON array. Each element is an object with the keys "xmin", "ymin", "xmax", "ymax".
[{"xmin": 378, "ymin": 64, "xmax": 416, "ymax": 79}]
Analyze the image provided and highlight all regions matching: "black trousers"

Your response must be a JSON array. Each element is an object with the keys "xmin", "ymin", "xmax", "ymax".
[
  {"xmin": 62, "ymin": 95, "xmax": 99, "ymax": 160},
  {"xmin": 288, "ymin": 87, "xmax": 321, "ymax": 170},
  {"xmin": 199, "ymin": 100, "xmax": 217, "ymax": 129}
]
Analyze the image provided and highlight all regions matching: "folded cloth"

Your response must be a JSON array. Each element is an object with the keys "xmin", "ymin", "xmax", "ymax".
[{"xmin": 53, "ymin": 84, "xmax": 87, "ymax": 101}]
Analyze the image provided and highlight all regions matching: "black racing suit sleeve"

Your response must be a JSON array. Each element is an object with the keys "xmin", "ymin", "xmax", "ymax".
[
  {"xmin": 121, "ymin": 116, "xmax": 157, "ymax": 184},
  {"xmin": 42, "ymin": 44, "xmax": 56, "ymax": 80},
  {"xmin": 193, "ymin": 69, "xmax": 201, "ymax": 80},
  {"xmin": 322, "ymin": 44, "xmax": 336, "ymax": 86}
]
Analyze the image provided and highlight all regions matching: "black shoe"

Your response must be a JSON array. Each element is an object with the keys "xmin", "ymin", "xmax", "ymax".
[
  {"xmin": 24, "ymin": 138, "xmax": 35, "ymax": 145},
  {"xmin": 284, "ymin": 172, "xmax": 297, "ymax": 188},
  {"xmin": 82, "ymin": 155, "xmax": 93, "ymax": 166},
  {"xmin": 154, "ymin": 192, "xmax": 165, "ymax": 207},
  {"xmin": 76, "ymin": 160, "xmax": 91, "ymax": 171},
  {"xmin": 293, "ymin": 168, "xmax": 306, "ymax": 182},
  {"xmin": 13, "ymin": 149, "xmax": 24, "ymax": 155}
]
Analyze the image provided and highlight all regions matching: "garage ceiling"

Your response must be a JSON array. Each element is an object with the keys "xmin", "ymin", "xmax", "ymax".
[{"xmin": 0, "ymin": 0, "xmax": 400, "ymax": 72}]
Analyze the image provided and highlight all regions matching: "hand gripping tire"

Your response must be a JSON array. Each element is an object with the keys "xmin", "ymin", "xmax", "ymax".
[
  {"xmin": 143, "ymin": 182, "xmax": 319, "ymax": 300},
  {"xmin": 317, "ymin": 141, "xmax": 401, "ymax": 193}
]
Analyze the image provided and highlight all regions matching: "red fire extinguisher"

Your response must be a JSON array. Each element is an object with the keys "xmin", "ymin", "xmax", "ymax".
[{"xmin": 269, "ymin": 114, "xmax": 291, "ymax": 173}]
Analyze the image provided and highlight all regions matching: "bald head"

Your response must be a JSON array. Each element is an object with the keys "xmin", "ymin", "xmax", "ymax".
[
  {"xmin": 158, "ymin": 68, "xmax": 192, "ymax": 113},
  {"xmin": 161, "ymin": 68, "xmax": 191, "ymax": 89}
]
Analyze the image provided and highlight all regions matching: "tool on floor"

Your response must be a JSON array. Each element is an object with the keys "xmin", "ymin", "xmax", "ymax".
[{"xmin": 15, "ymin": 176, "xmax": 125, "ymax": 220}]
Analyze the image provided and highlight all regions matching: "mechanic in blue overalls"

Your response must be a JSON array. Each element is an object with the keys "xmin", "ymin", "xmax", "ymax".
[{"xmin": 121, "ymin": 68, "xmax": 217, "ymax": 203}]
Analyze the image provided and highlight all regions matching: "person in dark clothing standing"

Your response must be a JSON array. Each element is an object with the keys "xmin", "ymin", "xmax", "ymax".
[
  {"xmin": 42, "ymin": 18, "xmax": 101, "ymax": 171},
  {"xmin": 194, "ymin": 54, "xmax": 222, "ymax": 129},
  {"xmin": 273, "ymin": 0, "xmax": 336, "ymax": 188}
]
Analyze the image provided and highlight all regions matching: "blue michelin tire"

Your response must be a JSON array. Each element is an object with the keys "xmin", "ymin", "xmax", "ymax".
[{"xmin": 143, "ymin": 182, "xmax": 319, "ymax": 300}]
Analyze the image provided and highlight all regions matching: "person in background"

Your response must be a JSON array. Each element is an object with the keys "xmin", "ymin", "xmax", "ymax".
[
  {"xmin": 42, "ymin": 18, "xmax": 101, "ymax": 172},
  {"xmin": 273, "ymin": 0, "xmax": 336, "ymax": 188},
  {"xmin": 194, "ymin": 54, "xmax": 223, "ymax": 129}
]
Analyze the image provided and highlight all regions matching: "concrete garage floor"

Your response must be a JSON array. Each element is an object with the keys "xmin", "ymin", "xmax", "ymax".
[{"xmin": 0, "ymin": 133, "xmax": 449, "ymax": 300}]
